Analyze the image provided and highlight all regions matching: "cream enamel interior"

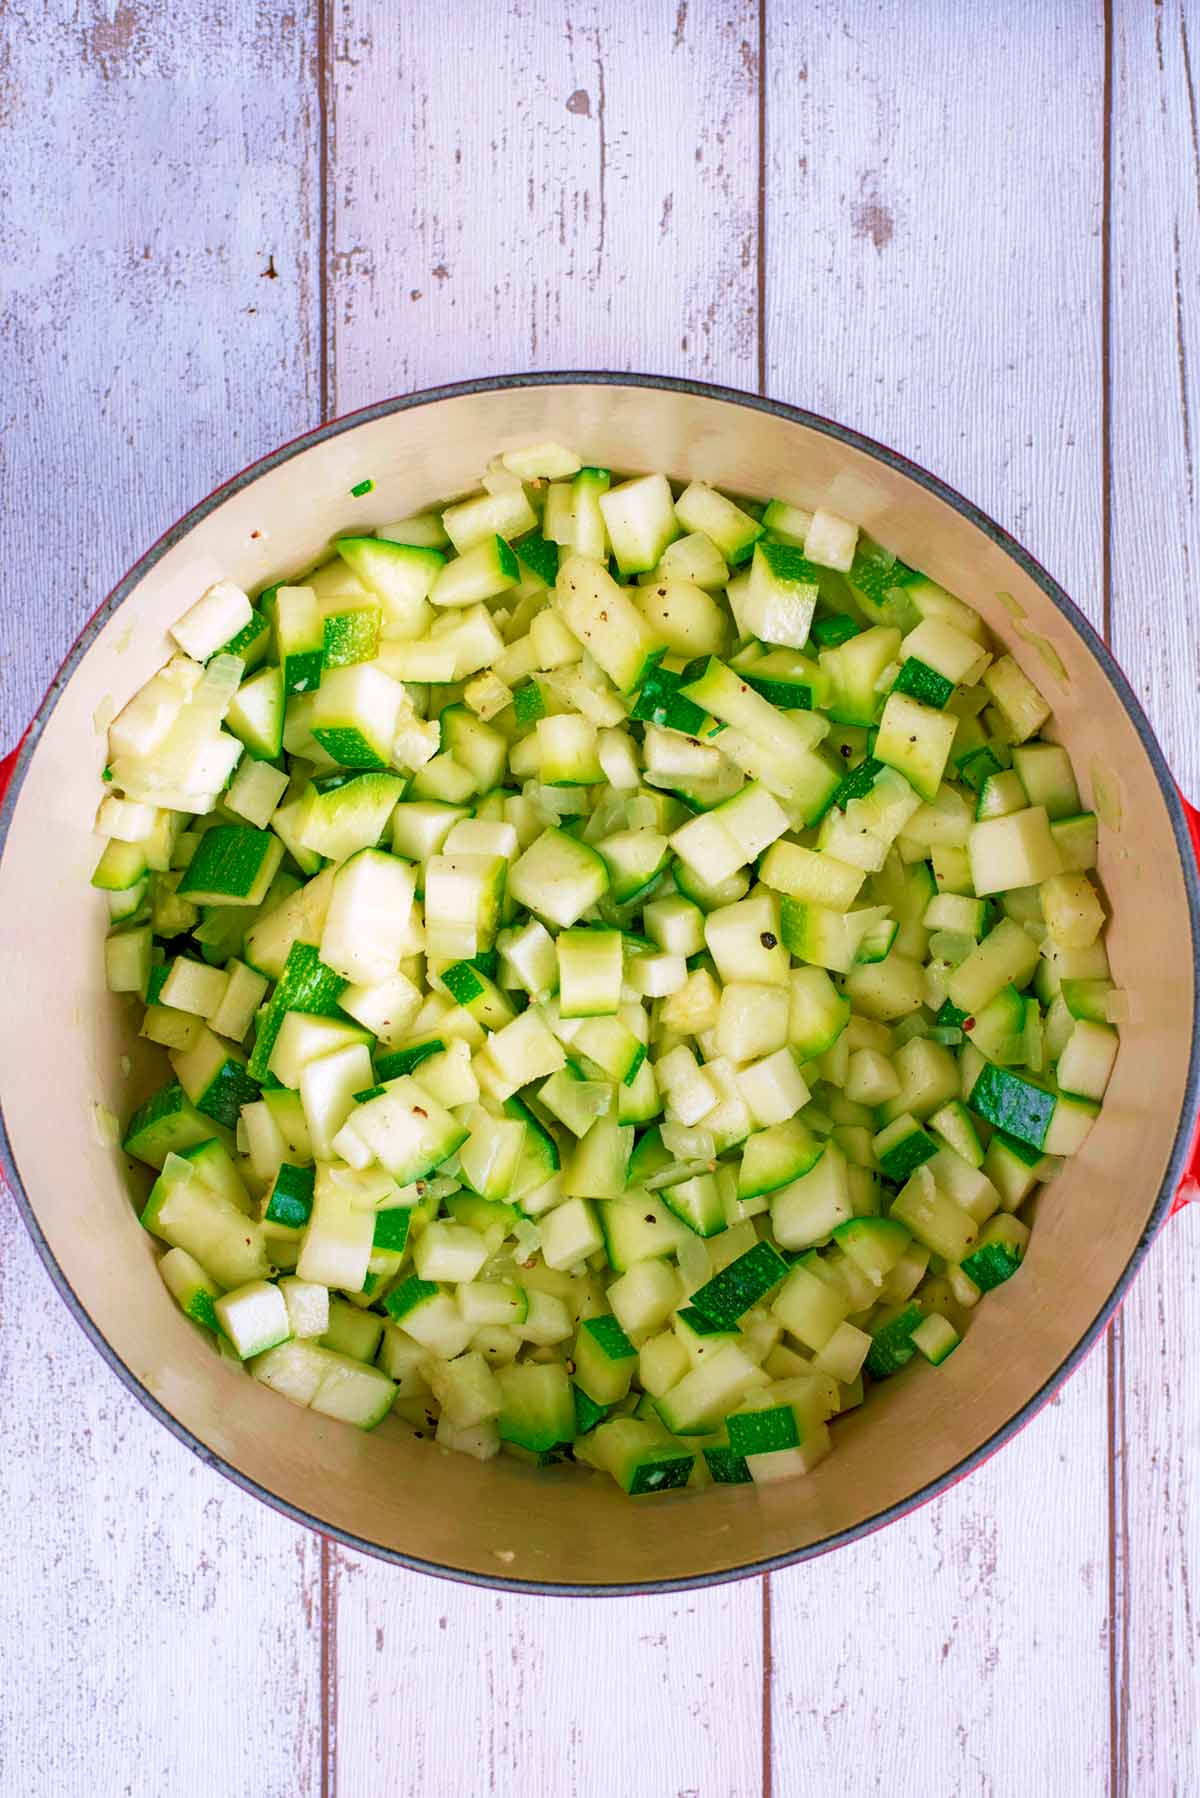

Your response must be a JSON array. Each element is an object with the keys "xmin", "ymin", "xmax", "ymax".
[{"xmin": 0, "ymin": 381, "xmax": 1192, "ymax": 1590}]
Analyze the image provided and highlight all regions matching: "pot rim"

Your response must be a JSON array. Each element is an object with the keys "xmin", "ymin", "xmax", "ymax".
[{"xmin": 2, "ymin": 370, "xmax": 1197, "ymax": 1596}]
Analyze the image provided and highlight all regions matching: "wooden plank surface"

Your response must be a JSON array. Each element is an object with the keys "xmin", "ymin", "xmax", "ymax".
[
  {"xmin": 763, "ymin": 6, "xmax": 1114, "ymax": 1793},
  {"xmin": 0, "ymin": 2, "xmax": 322, "ymax": 750},
  {"xmin": 0, "ymin": 1223, "xmax": 325, "ymax": 1798},
  {"xmin": 0, "ymin": 6, "xmax": 325, "ymax": 1794},
  {"xmin": 2, "ymin": 1, "xmax": 1199, "ymax": 1794},
  {"xmin": 324, "ymin": 0, "xmax": 762, "ymax": 405},
  {"xmin": 1109, "ymin": 5, "xmax": 1200, "ymax": 1794},
  {"xmin": 325, "ymin": 8, "xmax": 769, "ymax": 1794},
  {"xmin": 335, "ymin": 1577, "xmax": 763, "ymax": 1798}
]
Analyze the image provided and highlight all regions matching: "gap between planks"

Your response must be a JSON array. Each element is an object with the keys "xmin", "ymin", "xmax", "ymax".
[
  {"xmin": 317, "ymin": 0, "xmax": 335, "ymax": 426},
  {"xmin": 1100, "ymin": 5, "xmax": 1129, "ymax": 1794},
  {"xmin": 321, "ymin": 1535, "xmax": 340, "ymax": 1798}
]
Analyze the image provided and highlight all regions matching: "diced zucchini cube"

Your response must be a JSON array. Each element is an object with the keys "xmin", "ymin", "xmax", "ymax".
[{"xmin": 214, "ymin": 1279, "xmax": 292, "ymax": 1359}]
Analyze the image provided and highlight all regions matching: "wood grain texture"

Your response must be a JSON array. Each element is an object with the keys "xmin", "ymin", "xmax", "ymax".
[
  {"xmin": 766, "ymin": 1385, "xmax": 1110, "ymax": 1798},
  {"xmin": 1109, "ymin": 5, "xmax": 1200, "ymax": 1794},
  {"xmin": 0, "ymin": 0, "xmax": 322, "ymax": 751},
  {"xmin": 763, "ymin": 5, "xmax": 1112, "ymax": 1791},
  {"xmin": 2, "ymin": 1, "xmax": 1199, "ymax": 1794},
  {"xmin": 0, "ymin": 4, "xmax": 325, "ymax": 1791},
  {"xmin": 0, "ymin": 1216, "xmax": 325, "ymax": 1798},
  {"xmin": 335, "ymin": 1574, "xmax": 763, "ymax": 1797},
  {"xmin": 324, "ymin": 0, "xmax": 762, "ymax": 404},
  {"xmin": 763, "ymin": 0, "xmax": 1106, "ymax": 603},
  {"xmin": 324, "ymin": 7, "xmax": 767, "ymax": 1794}
]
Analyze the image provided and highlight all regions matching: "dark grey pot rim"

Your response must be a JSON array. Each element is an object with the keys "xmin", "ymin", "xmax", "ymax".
[{"xmin": 2, "ymin": 370, "xmax": 1197, "ymax": 1596}]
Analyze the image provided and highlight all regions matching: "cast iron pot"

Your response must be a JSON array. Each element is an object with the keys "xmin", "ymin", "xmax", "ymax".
[{"xmin": 2, "ymin": 374, "xmax": 1197, "ymax": 1594}]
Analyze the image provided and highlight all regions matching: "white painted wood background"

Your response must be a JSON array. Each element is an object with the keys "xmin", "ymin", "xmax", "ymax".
[{"xmin": 0, "ymin": 1, "xmax": 1196, "ymax": 1792}]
